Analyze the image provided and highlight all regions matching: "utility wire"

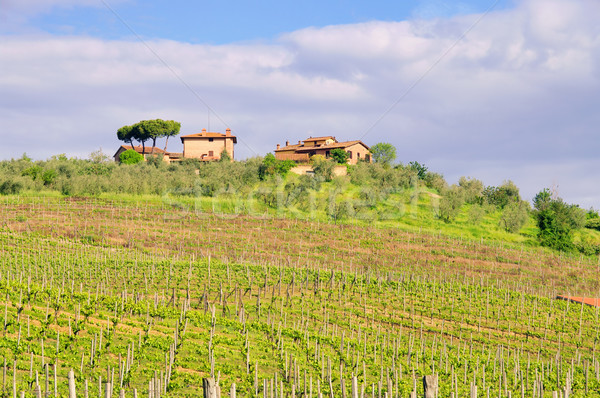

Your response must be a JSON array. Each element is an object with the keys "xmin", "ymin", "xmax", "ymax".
[
  {"xmin": 100, "ymin": 0, "xmax": 259, "ymax": 156},
  {"xmin": 360, "ymin": 0, "xmax": 501, "ymax": 141}
]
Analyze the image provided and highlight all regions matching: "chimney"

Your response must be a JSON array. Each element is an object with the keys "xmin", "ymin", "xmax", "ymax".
[
  {"xmin": 201, "ymin": 128, "xmax": 207, "ymax": 134},
  {"xmin": 286, "ymin": 140, "xmax": 289, "ymax": 146},
  {"xmin": 226, "ymin": 128, "xmax": 231, "ymax": 137},
  {"xmin": 298, "ymin": 140, "xmax": 301, "ymax": 145},
  {"xmin": 276, "ymin": 144, "xmax": 280, "ymax": 150}
]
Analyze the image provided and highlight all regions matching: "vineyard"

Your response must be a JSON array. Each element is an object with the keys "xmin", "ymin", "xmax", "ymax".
[{"xmin": 0, "ymin": 195, "xmax": 599, "ymax": 397}]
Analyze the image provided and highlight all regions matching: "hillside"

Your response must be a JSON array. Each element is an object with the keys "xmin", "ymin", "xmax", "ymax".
[{"xmin": 0, "ymin": 195, "xmax": 599, "ymax": 396}]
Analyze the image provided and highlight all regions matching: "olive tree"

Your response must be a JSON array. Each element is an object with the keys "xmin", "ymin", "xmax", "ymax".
[{"xmin": 370, "ymin": 143, "xmax": 396, "ymax": 165}]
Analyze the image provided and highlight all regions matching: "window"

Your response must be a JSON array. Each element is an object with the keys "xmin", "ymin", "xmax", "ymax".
[
  {"xmin": 347, "ymin": 151, "xmax": 352, "ymax": 159},
  {"xmin": 357, "ymin": 153, "xmax": 361, "ymax": 159},
  {"xmin": 209, "ymin": 138, "xmax": 214, "ymax": 142},
  {"xmin": 208, "ymin": 150, "xmax": 214, "ymax": 157},
  {"xmin": 325, "ymin": 151, "xmax": 330, "ymax": 158}
]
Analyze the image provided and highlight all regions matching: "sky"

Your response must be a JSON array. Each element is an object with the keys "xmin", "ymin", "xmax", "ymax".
[{"xmin": 1, "ymin": 0, "xmax": 599, "ymax": 208}]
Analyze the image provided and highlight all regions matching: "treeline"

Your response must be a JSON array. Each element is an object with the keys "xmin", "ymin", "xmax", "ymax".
[{"xmin": 0, "ymin": 151, "xmax": 598, "ymax": 254}]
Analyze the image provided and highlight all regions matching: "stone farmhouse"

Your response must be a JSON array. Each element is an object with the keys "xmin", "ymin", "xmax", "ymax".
[
  {"xmin": 114, "ymin": 128, "xmax": 236, "ymax": 163},
  {"xmin": 274, "ymin": 136, "xmax": 371, "ymax": 165}
]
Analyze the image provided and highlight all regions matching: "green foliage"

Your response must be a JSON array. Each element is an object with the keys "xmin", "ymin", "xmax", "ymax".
[
  {"xmin": 467, "ymin": 204, "xmax": 485, "ymax": 225},
  {"xmin": 348, "ymin": 162, "xmax": 372, "ymax": 186},
  {"xmin": 499, "ymin": 201, "xmax": 530, "ymax": 233},
  {"xmin": 438, "ymin": 185, "xmax": 464, "ymax": 223},
  {"xmin": 258, "ymin": 154, "xmax": 295, "ymax": 180},
  {"xmin": 117, "ymin": 119, "xmax": 181, "ymax": 152},
  {"xmin": 41, "ymin": 169, "xmax": 57, "ymax": 186},
  {"xmin": 219, "ymin": 149, "xmax": 232, "ymax": 162},
  {"xmin": 533, "ymin": 188, "xmax": 587, "ymax": 251},
  {"xmin": 458, "ymin": 176, "xmax": 484, "ymax": 204},
  {"xmin": 370, "ymin": 143, "xmax": 396, "ymax": 165},
  {"xmin": 311, "ymin": 155, "xmax": 335, "ymax": 182},
  {"xmin": 329, "ymin": 148, "xmax": 349, "ymax": 164},
  {"xmin": 146, "ymin": 154, "xmax": 164, "ymax": 168},
  {"xmin": 586, "ymin": 218, "xmax": 600, "ymax": 231},
  {"xmin": 0, "ymin": 179, "xmax": 23, "ymax": 195},
  {"xmin": 423, "ymin": 171, "xmax": 447, "ymax": 192},
  {"xmin": 119, "ymin": 149, "xmax": 144, "ymax": 165},
  {"xmin": 408, "ymin": 161, "xmax": 428, "ymax": 179},
  {"xmin": 585, "ymin": 209, "xmax": 600, "ymax": 231},
  {"xmin": 22, "ymin": 165, "xmax": 43, "ymax": 180},
  {"xmin": 483, "ymin": 180, "xmax": 521, "ymax": 209},
  {"xmin": 117, "ymin": 125, "xmax": 135, "ymax": 147}
]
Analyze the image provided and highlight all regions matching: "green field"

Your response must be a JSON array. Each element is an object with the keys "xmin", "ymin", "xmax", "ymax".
[{"xmin": 0, "ymin": 194, "xmax": 599, "ymax": 397}]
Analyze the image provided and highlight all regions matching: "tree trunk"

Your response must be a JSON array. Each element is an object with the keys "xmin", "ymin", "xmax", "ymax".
[
  {"xmin": 151, "ymin": 138, "xmax": 157, "ymax": 155},
  {"xmin": 163, "ymin": 136, "xmax": 170, "ymax": 153}
]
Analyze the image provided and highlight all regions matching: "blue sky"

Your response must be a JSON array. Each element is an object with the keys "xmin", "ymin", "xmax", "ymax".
[
  {"xmin": 10, "ymin": 1, "xmax": 512, "ymax": 43},
  {"xmin": 1, "ymin": 0, "xmax": 599, "ymax": 208}
]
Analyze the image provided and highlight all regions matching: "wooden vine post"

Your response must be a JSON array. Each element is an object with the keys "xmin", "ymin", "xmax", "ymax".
[
  {"xmin": 203, "ymin": 377, "xmax": 221, "ymax": 398},
  {"xmin": 423, "ymin": 375, "xmax": 438, "ymax": 398},
  {"xmin": 68, "ymin": 369, "xmax": 76, "ymax": 398}
]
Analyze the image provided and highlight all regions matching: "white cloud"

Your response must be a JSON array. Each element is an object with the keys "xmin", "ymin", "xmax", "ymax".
[{"xmin": 1, "ymin": 0, "xmax": 599, "ymax": 207}]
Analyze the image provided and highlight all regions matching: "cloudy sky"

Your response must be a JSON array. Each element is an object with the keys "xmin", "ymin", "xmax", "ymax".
[{"xmin": 1, "ymin": 0, "xmax": 599, "ymax": 208}]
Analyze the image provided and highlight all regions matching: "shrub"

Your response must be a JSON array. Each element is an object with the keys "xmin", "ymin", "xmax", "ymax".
[
  {"xmin": 146, "ymin": 154, "xmax": 165, "ymax": 168},
  {"xmin": 41, "ymin": 169, "xmax": 58, "ymax": 186},
  {"xmin": 423, "ymin": 172, "xmax": 447, "ymax": 193},
  {"xmin": 499, "ymin": 201, "xmax": 530, "ymax": 233},
  {"xmin": 467, "ymin": 204, "xmax": 485, "ymax": 225},
  {"xmin": 533, "ymin": 188, "xmax": 587, "ymax": 251},
  {"xmin": 330, "ymin": 148, "xmax": 349, "ymax": 164},
  {"xmin": 311, "ymin": 155, "xmax": 335, "ymax": 182},
  {"xmin": 0, "ymin": 179, "xmax": 23, "ymax": 195},
  {"xmin": 483, "ymin": 180, "xmax": 521, "ymax": 209},
  {"xmin": 458, "ymin": 177, "xmax": 484, "ymax": 204},
  {"xmin": 22, "ymin": 165, "xmax": 43, "ymax": 180},
  {"xmin": 120, "ymin": 149, "xmax": 144, "ymax": 165},
  {"xmin": 586, "ymin": 218, "xmax": 600, "ymax": 231},
  {"xmin": 438, "ymin": 185, "xmax": 464, "ymax": 223},
  {"xmin": 348, "ymin": 162, "xmax": 372, "ymax": 186},
  {"xmin": 408, "ymin": 161, "xmax": 428, "ymax": 179},
  {"xmin": 219, "ymin": 149, "xmax": 232, "ymax": 162},
  {"xmin": 258, "ymin": 154, "xmax": 295, "ymax": 180}
]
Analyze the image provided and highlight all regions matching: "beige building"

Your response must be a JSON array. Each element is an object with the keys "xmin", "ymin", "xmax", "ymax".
[
  {"xmin": 275, "ymin": 136, "xmax": 371, "ymax": 165},
  {"xmin": 180, "ymin": 128, "xmax": 236, "ymax": 161},
  {"xmin": 114, "ymin": 128, "xmax": 236, "ymax": 163}
]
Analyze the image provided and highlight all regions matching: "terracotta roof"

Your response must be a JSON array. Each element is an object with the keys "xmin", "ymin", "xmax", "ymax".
[
  {"xmin": 180, "ymin": 129, "xmax": 237, "ymax": 143},
  {"xmin": 116, "ymin": 145, "xmax": 167, "ymax": 155},
  {"xmin": 556, "ymin": 295, "xmax": 600, "ymax": 307},
  {"xmin": 303, "ymin": 136, "xmax": 336, "ymax": 142},
  {"xmin": 275, "ymin": 144, "xmax": 303, "ymax": 151},
  {"xmin": 294, "ymin": 140, "xmax": 369, "ymax": 152}
]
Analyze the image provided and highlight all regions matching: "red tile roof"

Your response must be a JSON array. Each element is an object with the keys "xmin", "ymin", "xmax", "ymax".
[
  {"xmin": 303, "ymin": 136, "xmax": 336, "ymax": 142},
  {"xmin": 118, "ymin": 145, "xmax": 167, "ymax": 155},
  {"xmin": 180, "ymin": 129, "xmax": 237, "ymax": 143},
  {"xmin": 556, "ymin": 295, "xmax": 600, "ymax": 307},
  {"xmin": 275, "ymin": 140, "xmax": 369, "ymax": 152}
]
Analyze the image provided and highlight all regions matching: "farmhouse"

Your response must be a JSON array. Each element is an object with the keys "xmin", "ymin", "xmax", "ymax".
[
  {"xmin": 274, "ymin": 136, "xmax": 371, "ymax": 165},
  {"xmin": 180, "ymin": 128, "xmax": 236, "ymax": 161},
  {"xmin": 114, "ymin": 128, "xmax": 236, "ymax": 163}
]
